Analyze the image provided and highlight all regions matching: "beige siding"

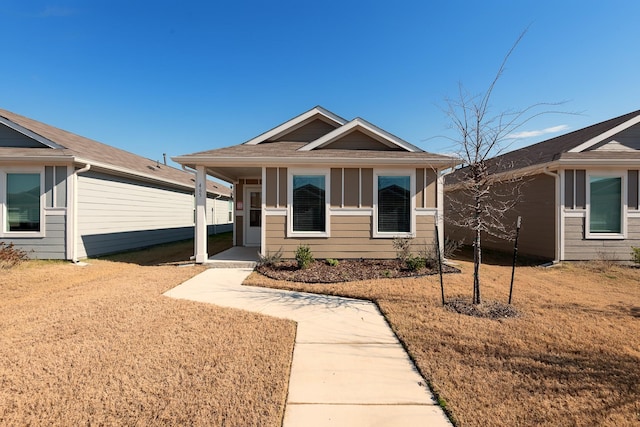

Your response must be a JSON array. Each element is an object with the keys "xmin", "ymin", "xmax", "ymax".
[
  {"xmin": 564, "ymin": 217, "xmax": 640, "ymax": 261},
  {"xmin": 264, "ymin": 214, "xmax": 436, "ymax": 259},
  {"xmin": 446, "ymin": 174, "xmax": 556, "ymax": 260},
  {"xmin": 426, "ymin": 169, "xmax": 437, "ymax": 208}
]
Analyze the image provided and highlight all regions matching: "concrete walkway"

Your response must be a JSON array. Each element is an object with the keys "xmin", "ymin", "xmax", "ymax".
[{"xmin": 164, "ymin": 268, "xmax": 452, "ymax": 427}]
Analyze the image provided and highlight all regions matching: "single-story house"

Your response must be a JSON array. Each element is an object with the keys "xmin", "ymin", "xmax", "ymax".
[
  {"xmin": 173, "ymin": 106, "xmax": 459, "ymax": 262},
  {"xmin": 0, "ymin": 107, "xmax": 232, "ymax": 261},
  {"xmin": 445, "ymin": 110, "xmax": 640, "ymax": 262}
]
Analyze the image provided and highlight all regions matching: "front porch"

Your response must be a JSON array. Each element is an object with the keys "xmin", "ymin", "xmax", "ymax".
[{"xmin": 207, "ymin": 246, "xmax": 260, "ymax": 269}]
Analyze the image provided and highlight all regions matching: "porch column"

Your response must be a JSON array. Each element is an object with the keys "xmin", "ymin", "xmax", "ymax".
[{"xmin": 195, "ymin": 165, "xmax": 208, "ymax": 263}]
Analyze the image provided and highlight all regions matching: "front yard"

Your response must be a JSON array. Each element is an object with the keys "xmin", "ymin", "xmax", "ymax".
[
  {"xmin": 2, "ymin": 234, "xmax": 638, "ymax": 426},
  {"xmin": 246, "ymin": 256, "xmax": 640, "ymax": 426},
  {"xmin": 0, "ymin": 234, "xmax": 296, "ymax": 426}
]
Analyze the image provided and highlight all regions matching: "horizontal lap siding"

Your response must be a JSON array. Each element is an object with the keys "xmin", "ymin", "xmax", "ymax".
[
  {"xmin": 264, "ymin": 215, "xmax": 435, "ymax": 259},
  {"xmin": 76, "ymin": 172, "xmax": 197, "ymax": 258},
  {"xmin": 3, "ymin": 215, "xmax": 66, "ymax": 259},
  {"xmin": 564, "ymin": 216, "xmax": 640, "ymax": 261}
]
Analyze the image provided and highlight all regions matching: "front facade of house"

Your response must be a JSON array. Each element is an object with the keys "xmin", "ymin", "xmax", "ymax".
[
  {"xmin": 446, "ymin": 110, "xmax": 640, "ymax": 262},
  {"xmin": 0, "ymin": 108, "xmax": 232, "ymax": 261},
  {"xmin": 174, "ymin": 107, "xmax": 459, "ymax": 262}
]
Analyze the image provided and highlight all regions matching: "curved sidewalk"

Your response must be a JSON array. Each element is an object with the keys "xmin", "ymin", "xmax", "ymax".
[{"xmin": 164, "ymin": 268, "xmax": 452, "ymax": 427}]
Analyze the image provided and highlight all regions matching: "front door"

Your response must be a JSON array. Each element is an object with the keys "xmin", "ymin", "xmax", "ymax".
[{"xmin": 244, "ymin": 186, "xmax": 261, "ymax": 247}]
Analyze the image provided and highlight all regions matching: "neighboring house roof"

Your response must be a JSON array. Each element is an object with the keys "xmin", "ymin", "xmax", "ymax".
[
  {"xmin": 0, "ymin": 108, "xmax": 230, "ymax": 197},
  {"xmin": 489, "ymin": 110, "xmax": 640, "ymax": 175},
  {"xmin": 174, "ymin": 106, "xmax": 460, "ymax": 182}
]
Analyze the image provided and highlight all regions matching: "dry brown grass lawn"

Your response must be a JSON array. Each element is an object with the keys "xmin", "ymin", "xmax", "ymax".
[
  {"xmin": 0, "ymin": 233, "xmax": 296, "ymax": 426},
  {"xmin": 245, "ymin": 257, "xmax": 640, "ymax": 426}
]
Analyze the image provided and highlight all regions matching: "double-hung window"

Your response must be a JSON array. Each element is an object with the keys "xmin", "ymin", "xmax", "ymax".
[
  {"xmin": 374, "ymin": 171, "xmax": 414, "ymax": 237},
  {"xmin": 289, "ymin": 171, "xmax": 329, "ymax": 237},
  {"xmin": 3, "ymin": 171, "xmax": 43, "ymax": 235},
  {"xmin": 586, "ymin": 173, "xmax": 626, "ymax": 238}
]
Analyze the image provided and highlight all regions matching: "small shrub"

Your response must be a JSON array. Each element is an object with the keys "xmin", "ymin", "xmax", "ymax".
[
  {"xmin": 257, "ymin": 247, "xmax": 283, "ymax": 267},
  {"xmin": 295, "ymin": 244, "xmax": 314, "ymax": 269},
  {"xmin": 0, "ymin": 242, "xmax": 29, "ymax": 269},
  {"xmin": 325, "ymin": 258, "xmax": 339, "ymax": 267},
  {"xmin": 405, "ymin": 255, "xmax": 426, "ymax": 271},
  {"xmin": 392, "ymin": 237, "xmax": 413, "ymax": 263},
  {"xmin": 631, "ymin": 246, "xmax": 640, "ymax": 264}
]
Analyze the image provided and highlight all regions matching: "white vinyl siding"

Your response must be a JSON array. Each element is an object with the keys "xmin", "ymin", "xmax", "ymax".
[{"xmin": 76, "ymin": 172, "xmax": 197, "ymax": 258}]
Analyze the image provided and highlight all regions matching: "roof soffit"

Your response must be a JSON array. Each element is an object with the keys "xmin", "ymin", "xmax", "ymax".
[{"xmin": 243, "ymin": 106, "xmax": 348, "ymax": 145}]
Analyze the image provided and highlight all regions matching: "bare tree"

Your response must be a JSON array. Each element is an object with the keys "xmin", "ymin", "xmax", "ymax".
[{"xmin": 442, "ymin": 29, "xmax": 563, "ymax": 304}]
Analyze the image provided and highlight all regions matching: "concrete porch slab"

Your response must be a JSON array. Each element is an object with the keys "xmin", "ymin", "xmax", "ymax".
[{"xmin": 207, "ymin": 246, "xmax": 260, "ymax": 268}]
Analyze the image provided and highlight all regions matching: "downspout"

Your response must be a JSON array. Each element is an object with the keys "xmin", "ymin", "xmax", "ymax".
[
  {"xmin": 72, "ymin": 163, "xmax": 91, "ymax": 263},
  {"xmin": 543, "ymin": 166, "xmax": 561, "ymax": 264}
]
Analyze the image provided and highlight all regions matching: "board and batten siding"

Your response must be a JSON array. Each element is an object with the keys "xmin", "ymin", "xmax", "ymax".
[
  {"xmin": 264, "ymin": 215, "xmax": 435, "ymax": 259},
  {"xmin": 75, "ymin": 171, "xmax": 198, "ymax": 258}
]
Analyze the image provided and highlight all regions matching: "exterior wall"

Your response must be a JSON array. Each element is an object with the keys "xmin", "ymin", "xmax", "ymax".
[
  {"xmin": 562, "ymin": 168, "xmax": 640, "ymax": 261},
  {"xmin": 564, "ymin": 216, "xmax": 640, "ymax": 260},
  {"xmin": 445, "ymin": 174, "xmax": 556, "ymax": 260},
  {"xmin": 323, "ymin": 131, "xmax": 399, "ymax": 150},
  {"xmin": 3, "ymin": 214, "xmax": 67, "ymax": 259},
  {"xmin": 275, "ymin": 119, "xmax": 338, "ymax": 142},
  {"xmin": 262, "ymin": 166, "xmax": 438, "ymax": 259},
  {"xmin": 1, "ymin": 165, "xmax": 69, "ymax": 259},
  {"xmin": 76, "ymin": 171, "xmax": 213, "ymax": 258},
  {"xmin": 264, "ymin": 214, "xmax": 435, "ymax": 259}
]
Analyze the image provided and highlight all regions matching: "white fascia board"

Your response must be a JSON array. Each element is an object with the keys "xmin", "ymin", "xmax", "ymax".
[
  {"xmin": 568, "ymin": 114, "xmax": 640, "ymax": 153},
  {"xmin": 172, "ymin": 155, "xmax": 457, "ymax": 168},
  {"xmin": 300, "ymin": 117, "xmax": 421, "ymax": 152},
  {"xmin": 0, "ymin": 116, "xmax": 66, "ymax": 149},
  {"xmin": 243, "ymin": 106, "xmax": 348, "ymax": 145}
]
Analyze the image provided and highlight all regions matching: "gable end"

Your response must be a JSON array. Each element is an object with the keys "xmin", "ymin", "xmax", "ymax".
[
  {"xmin": 318, "ymin": 129, "xmax": 403, "ymax": 151},
  {"xmin": 268, "ymin": 117, "xmax": 339, "ymax": 143}
]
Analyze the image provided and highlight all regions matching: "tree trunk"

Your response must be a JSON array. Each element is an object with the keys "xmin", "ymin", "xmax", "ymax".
[{"xmin": 473, "ymin": 192, "xmax": 482, "ymax": 305}]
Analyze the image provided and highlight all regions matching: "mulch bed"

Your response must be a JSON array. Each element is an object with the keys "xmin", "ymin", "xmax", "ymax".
[
  {"xmin": 445, "ymin": 298, "xmax": 521, "ymax": 319},
  {"xmin": 256, "ymin": 259, "xmax": 459, "ymax": 283}
]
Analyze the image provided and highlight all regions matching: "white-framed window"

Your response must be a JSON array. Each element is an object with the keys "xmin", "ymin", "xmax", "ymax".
[
  {"xmin": 373, "ymin": 170, "xmax": 415, "ymax": 238},
  {"xmin": 288, "ymin": 169, "xmax": 330, "ymax": 237},
  {"xmin": 1, "ymin": 168, "xmax": 45, "ymax": 237},
  {"xmin": 585, "ymin": 171, "xmax": 626, "ymax": 239}
]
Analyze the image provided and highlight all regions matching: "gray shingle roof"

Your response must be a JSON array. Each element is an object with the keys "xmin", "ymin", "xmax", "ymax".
[{"xmin": 0, "ymin": 108, "xmax": 230, "ymax": 197}]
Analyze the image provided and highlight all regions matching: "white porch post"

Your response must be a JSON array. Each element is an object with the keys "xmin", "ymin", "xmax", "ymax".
[{"xmin": 195, "ymin": 165, "xmax": 208, "ymax": 263}]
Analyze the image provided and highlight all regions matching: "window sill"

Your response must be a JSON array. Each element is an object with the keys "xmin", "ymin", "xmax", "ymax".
[
  {"xmin": 1, "ymin": 231, "xmax": 45, "ymax": 238},
  {"xmin": 288, "ymin": 231, "xmax": 329, "ymax": 238},
  {"xmin": 585, "ymin": 232, "xmax": 626, "ymax": 240},
  {"xmin": 372, "ymin": 232, "xmax": 415, "ymax": 239}
]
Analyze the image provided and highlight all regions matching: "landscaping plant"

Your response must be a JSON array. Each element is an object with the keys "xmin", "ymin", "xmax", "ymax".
[{"xmin": 295, "ymin": 244, "xmax": 314, "ymax": 269}]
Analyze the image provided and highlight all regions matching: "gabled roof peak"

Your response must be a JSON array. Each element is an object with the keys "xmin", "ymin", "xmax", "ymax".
[
  {"xmin": 243, "ymin": 106, "xmax": 348, "ymax": 145},
  {"xmin": 299, "ymin": 116, "xmax": 423, "ymax": 153}
]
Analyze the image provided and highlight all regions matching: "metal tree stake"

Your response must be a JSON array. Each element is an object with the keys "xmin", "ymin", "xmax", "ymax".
[{"xmin": 508, "ymin": 216, "xmax": 522, "ymax": 305}]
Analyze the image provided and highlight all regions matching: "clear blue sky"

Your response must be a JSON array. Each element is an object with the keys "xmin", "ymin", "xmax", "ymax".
[{"xmin": 2, "ymin": 1, "xmax": 639, "ymax": 171}]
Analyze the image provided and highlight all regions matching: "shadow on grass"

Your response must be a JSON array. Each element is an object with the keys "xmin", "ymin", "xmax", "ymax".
[
  {"xmin": 452, "ymin": 245, "xmax": 552, "ymax": 267},
  {"xmin": 100, "ymin": 232, "xmax": 233, "ymax": 266}
]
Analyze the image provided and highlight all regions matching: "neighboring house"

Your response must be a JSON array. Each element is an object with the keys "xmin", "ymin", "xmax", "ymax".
[
  {"xmin": 173, "ymin": 106, "xmax": 459, "ymax": 262},
  {"xmin": 0, "ymin": 108, "xmax": 232, "ymax": 261},
  {"xmin": 445, "ymin": 110, "xmax": 640, "ymax": 262}
]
